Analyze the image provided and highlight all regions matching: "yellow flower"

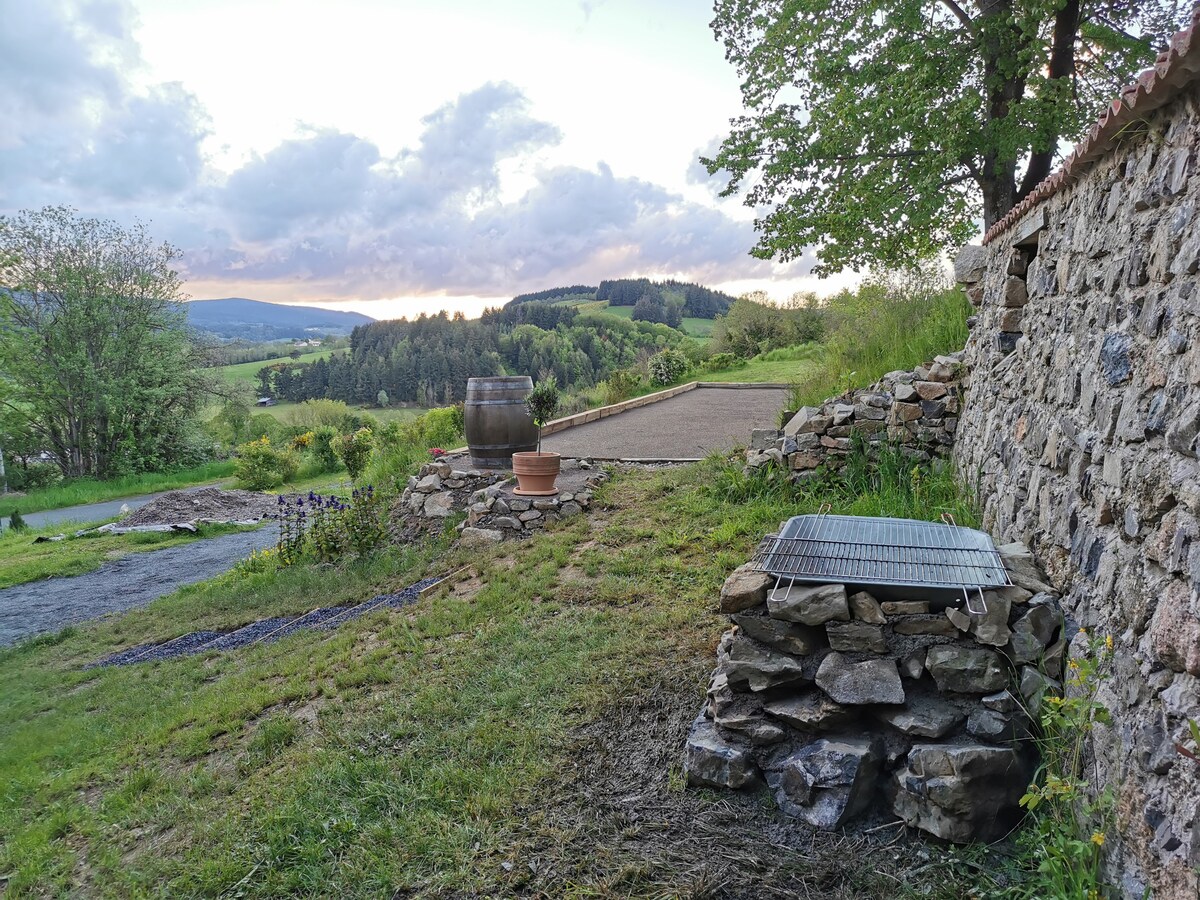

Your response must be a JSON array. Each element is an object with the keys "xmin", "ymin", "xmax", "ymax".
[
  {"xmin": 1091, "ymin": 831, "xmax": 1105, "ymax": 846},
  {"xmin": 1078, "ymin": 627, "xmax": 1087, "ymax": 635},
  {"xmin": 1068, "ymin": 660, "xmax": 1080, "ymax": 670}
]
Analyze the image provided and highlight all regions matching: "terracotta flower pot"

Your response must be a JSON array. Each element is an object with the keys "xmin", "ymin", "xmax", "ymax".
[{"xmin": 512, "ymin": 451, "xmax": 561, "ymax": 496}]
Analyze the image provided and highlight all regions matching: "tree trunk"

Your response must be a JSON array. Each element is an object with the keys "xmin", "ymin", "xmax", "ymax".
[
  {"xmin": 976, "ymin": 0, "xmax": 1024, "ymax": 228},
  {"xmin": 1017, "ymin": 0, "xmax": 1081, "ymax": 200}
]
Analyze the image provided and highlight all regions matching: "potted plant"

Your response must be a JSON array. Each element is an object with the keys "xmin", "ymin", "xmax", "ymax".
[{"xmin": 512, "ymin": 375, "xmax": 561, "ymax": 496}]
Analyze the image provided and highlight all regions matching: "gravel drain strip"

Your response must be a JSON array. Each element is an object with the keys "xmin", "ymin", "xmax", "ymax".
[{"xmin": 89, "ymin": 574, "xmax": 453, "ymax": 669}]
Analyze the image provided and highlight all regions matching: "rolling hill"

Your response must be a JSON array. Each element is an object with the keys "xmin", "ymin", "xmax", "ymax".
[{"xmin": 186, "ymin": 298, "xmax": 374, "ymax": 341}]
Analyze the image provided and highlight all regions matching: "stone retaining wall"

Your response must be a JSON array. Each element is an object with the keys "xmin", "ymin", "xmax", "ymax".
[
  {"xmin": 744, "ymin": 356, "xmax": 965, "ymax": 476},
  {"xmin": 395, "ymin": 459, "xmax": 605, "ymax": 546},
  {"xmin": 955, "ymin": 81, "xmax": 1200, "ymax": 899},
  {"xmin": 685, "ymin": 543, "xmax": 1061, "ymax": 841}
]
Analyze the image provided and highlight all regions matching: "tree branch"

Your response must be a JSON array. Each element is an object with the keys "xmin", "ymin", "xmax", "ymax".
[{"xmin": 939, "ymin": 0, "xmax": 974, "ymax": 29}]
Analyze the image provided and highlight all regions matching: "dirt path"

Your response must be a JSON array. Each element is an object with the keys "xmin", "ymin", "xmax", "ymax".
[
  {"xmin": 541, "ymin": 385, "xmax": 790, "ymax": 460},
  {"xmin": 0, "ymin": 527, "xmax": 276, "ymax": 647}
]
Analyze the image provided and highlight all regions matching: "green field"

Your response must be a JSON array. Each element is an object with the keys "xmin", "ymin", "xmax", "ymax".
[
  {"xmin": 247, "ymin": 401, "xmax": 428, "ymax": 426},
  {"xmin": 585, "ymin": 303, "xmax": 714, "ymax": 340},
  {"xmin": 702, "ymin": 344, "xmax": 823, "ymax": 384},
  {"xmin": 215, "ymin": 350, "xmax": 337, "ymax": 388}
]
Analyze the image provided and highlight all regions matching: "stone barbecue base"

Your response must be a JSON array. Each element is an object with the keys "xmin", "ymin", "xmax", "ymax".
[{"xmin": 685, "ymin": 541, "xmax": 1064, "ymax": 842}]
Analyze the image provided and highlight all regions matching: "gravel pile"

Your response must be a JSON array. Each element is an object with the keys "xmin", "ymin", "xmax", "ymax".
[{"xmin": 120, "ymin": 488, "xmax": 282, "ymax": 527}]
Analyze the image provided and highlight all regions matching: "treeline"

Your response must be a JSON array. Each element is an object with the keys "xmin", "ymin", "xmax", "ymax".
[
  {"xmin": 505, "ymin": 278, "xmax": 735, "ymax": 321},
  {"xmin": 256, "ymin": 304, "xmax": 685, "ymax": 408},
  {"xmin": 207, "ymin": 337, "xmax": 347, "ymax": 367},
  {"xmin": 510, "ymin": 285, "xmax": 596, "ymax": 305},
  {"xmin": 596, "ymin": 278, "xmax": 735, "ymax": 318}
]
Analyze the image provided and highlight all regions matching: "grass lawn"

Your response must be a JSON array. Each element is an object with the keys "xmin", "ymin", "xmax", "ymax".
[
  {"xmin": 0, "ymin": 521, "xmax": 258, "ymax": 590},
  {"xmin": 215, "ymin": 350, "xmax": 336, "ymax": 387},
  {"xmin": 4, "ymin": 461, "xmax": 237, "ymax": 516},
  {"xmin": 0, "ymin": 458, "xmax": 993, "ymax": 898},
  {"xmin": 239, "ymin": 401, "xmax": 429, "ymax": 427},
  {"xmin": 702, "ymin": 344, "xmax": 824, "ymax": 385}
]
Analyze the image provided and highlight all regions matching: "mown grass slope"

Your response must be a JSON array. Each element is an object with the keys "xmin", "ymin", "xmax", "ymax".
[{"xmin": 0, "ymin": 459, "xmax": 996, "ymax": 898}]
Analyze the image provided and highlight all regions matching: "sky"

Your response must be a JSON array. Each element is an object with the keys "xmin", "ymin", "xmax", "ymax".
[{"xmin": 0, "ymin": 0, "xmax": 857, "ymax": 320}]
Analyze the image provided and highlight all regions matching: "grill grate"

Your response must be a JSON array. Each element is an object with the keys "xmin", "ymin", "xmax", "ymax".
[{"xmin": 749, "ymin": 514, "xmax": 1010, "ymax": 609}]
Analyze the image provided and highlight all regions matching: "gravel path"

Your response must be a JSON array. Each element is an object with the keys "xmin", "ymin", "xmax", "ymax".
[
  {"xmin": 541, "ymin": 385, "xmax": 790, "ymax": 460},
  {"xmin": 0, "ymin": 527, "xmax": 276, "ymax": 647}
]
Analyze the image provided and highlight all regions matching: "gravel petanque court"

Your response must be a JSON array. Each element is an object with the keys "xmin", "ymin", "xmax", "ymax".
[{"xmin": 540, "ymin": 384, "xmax": 790, "ymax": 460}]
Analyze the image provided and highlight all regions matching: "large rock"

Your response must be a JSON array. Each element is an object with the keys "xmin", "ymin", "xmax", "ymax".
[
  {"xmin": 459, "ymin": 527, "xmax": 503, "ymax": 547},
  {"xmin": 768, "ymin": 737, "xmax": 883, "ymax": 829},
  {"xmin": 733, "ymin": 614, "xmax": 825, "ymax": 656},
  {"xmin": 826, "ymin": 621, "xmax": 888, "ymax": 653},
  {"xmin": 848, "ymin": 591, "xmax": 886, "ymax": 624},
  {"xmin": 954, "ymin": 244, "xmax": 988, "ymax": 283},
  {"xmin": 684, "ymin": 710, "xmax": 758, "ymax": 789},
  {"xmin": 874, "ymin": 695, "xmax": 966, "ymax": 738},
  {"xmin": 815, "ymin": 652, "xmax": 905, "ymax": 705},
  {"xmin": 926, "ymin": 646, "xmax": 1008, "ymax": 693},
  {"xmin": 423, "ymin": 492, "xmax": 456, "ymax": 517},
  {"xmin": 768, "ymin": 582, "xmax": 850, "ymax": 625},
  {"xmin": 723, "ymin": 635, "xmax": 808, "ymax": 692},
  {"xmin": 764, "ymin": 691, "xmax": 856, "ymax": 731},
  {"xmin": 712, "ymin": 698, "xmax": 787, "ymax": 746},
  {"xmin": 892, "ymin": 743, "xmax": 1030, "ymax": 842},
  {"xmin": 720, "ymin": 564, "xmax": 772, "ymax": 613}
]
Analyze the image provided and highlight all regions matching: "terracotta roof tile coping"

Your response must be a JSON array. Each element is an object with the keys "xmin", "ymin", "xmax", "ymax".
[{"xmin": 983, "ymin": 9, "xmax": 1200, "ymax": 245}]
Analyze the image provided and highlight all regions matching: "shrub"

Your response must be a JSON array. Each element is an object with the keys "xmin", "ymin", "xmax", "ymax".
[
  {"xmin": 8, "ymin": 509, "xmax": 27, "ymax": 531},
  {"xmin": 5, "ymin": 462, "xmax": 61, "ymax": 492},
  {"xmin": 234, "ymin": 435, "xmax": 299, "ymax": 490},
  {"xmin": 648, "ymin": 347, "xmax": 690, "ymax": 385},
  {"xmin": 362, "ymin": 406, "xmax": 466, "ymax": 495},
  {"xmin": 333, "ymin": 428, "xmax": 375, "ymax": 481},
  {"xmin": 601, "ymin": 369, "xmax": 642, "ymax": 405},
  {"xmin": 702, "ymin": 352, "xmax": 746, "ymax": 373},
  {"xmin": 274, "ymin": 488, "xmax": 388, "ymax": 566},
  {"xmin": 309, "ymin": 425, "xmax": 341, "ymax": 473}
]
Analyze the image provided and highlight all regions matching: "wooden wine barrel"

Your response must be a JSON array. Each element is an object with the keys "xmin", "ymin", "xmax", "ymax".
[{"xmin": 464, "ymin": 376, "xmax": 538, "ymax": 468}]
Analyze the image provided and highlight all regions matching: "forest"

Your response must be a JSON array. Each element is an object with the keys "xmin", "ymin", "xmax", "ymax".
[
  {"xmin": 255, "ymin": 303, "xmax": 687, "ymax": 407},
  {"xmin": 254, "ymin": 279, "xmax": 737, "ymax": 408}
]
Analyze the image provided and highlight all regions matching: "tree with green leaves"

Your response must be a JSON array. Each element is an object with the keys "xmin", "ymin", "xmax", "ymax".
[
  {"xmin": 705, "ymin": 1, "xmax": 1189, "ymax": 273},
  {"xmin": 0, "ymin": 207, "xmax": 213, "ymax": 478}
]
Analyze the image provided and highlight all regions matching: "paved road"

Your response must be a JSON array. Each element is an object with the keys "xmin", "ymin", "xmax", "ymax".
[
  {"xmin": 0, "ymin": 527, "xmax": 276, "ymax": 647},
  {"xmin": 3, "ymin": 482, "xmax": 231, "ymax": 532},
  {"xmin": 541, "ymin": 385, "xmax": 790, "ymax": 460}
]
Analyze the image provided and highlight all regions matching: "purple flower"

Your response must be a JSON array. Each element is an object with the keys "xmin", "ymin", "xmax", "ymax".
[{"xmin": 278, "ymin": 495, "xmax": 285, "ymax": 505}]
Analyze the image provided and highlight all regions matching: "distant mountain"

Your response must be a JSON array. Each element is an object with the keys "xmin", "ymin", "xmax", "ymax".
[{"xmin": 186, "ymin": 298, "xmax": 374, "ymax": 341}]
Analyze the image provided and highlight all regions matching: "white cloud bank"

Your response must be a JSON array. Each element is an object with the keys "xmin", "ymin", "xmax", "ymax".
[{"xmin": 0, "ymin": 0, "xmax": 817, "ymax": 309}]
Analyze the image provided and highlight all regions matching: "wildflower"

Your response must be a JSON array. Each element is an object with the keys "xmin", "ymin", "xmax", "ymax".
[
  {"xmin": 1105, "ymin": 634, "xmax": 1113, "ymax": 650},
  {"xmin": 1091, "ymin": 831, "xmax": 1105, "ymax": 846},
  {"xmin": 1079, "ymin": 627, "xmax": 1087, "ymax": 635},
  {"xmin": 278, "ymin": 495, "xmax": 285, "ymax": 505},
  {"xmin": 1068, "ymin": 660, "xmax": 1080, "ymax": 670}
]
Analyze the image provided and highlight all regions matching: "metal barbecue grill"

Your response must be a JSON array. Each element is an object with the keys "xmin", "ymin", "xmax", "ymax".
[{"xmin": 749, "ymin": 512, "xmax": 1010, "ymax": 614}]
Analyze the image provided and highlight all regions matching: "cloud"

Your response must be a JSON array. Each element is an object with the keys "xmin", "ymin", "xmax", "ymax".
[{"xmin": 0, "ymin": 2, "xmax": 802, "ymax": 303}]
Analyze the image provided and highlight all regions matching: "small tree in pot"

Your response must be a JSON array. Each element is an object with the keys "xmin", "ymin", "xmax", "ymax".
[{"xmin": 512, "ymin": 375, "xmax": 561, "ymax": 496}]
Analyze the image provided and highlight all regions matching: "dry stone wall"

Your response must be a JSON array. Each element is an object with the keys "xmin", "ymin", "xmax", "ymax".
[
  {"xmin": 956, "ymin": 82, "xmax": 1200, "ymax": 899},
  {"xmin": 746, "ymin": 356, "xmax": 965, "ymax": 476}
]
